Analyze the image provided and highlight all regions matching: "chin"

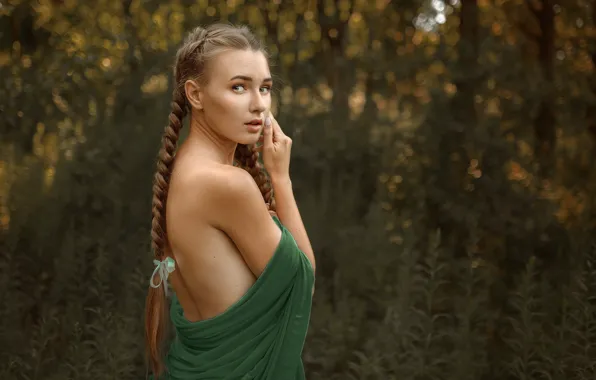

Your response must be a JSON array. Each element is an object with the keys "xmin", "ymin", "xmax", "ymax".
[{"xmin": 237, "ymin": 133, "xmax": 261, "ymax": 146}]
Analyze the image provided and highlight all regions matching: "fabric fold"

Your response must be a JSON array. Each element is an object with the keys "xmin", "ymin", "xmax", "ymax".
[{"xmin": 153, "ymin": 216, "xmax": 314, "ymax": 380}]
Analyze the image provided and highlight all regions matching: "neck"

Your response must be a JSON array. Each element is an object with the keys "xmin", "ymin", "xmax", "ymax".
[{"xmin": 183, "ymin": 114, "xmax": 237, "ymax": 166}]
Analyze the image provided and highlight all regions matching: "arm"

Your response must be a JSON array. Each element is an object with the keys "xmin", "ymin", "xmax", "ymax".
[
  {"xmin": 207, "ymin": 166, "xmax": 283, "ymax": 278},
  {"xmin": 271, "ymin": 176, "xmax": 316, "ymax": 273}
]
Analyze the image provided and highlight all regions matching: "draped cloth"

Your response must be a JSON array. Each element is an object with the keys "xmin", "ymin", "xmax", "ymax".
[{"xmin": 152, "ymin": 216, "xmax": 315, "ymax": 380}]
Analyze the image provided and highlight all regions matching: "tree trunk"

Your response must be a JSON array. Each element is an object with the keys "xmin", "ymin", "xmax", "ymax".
[
  {"xmin": 317, "ymin": 0, "xmax": 354, "ymax": 132},
  {"xmin": 427, "ymin": 0, "xmax": 479, "ymax": 236},
  {"xmin": 588, "ymin": 2, "xmax": 596, "ymax": 156},
  {"xmin": 451, "ymin": 0, "xmax": 479, "ymax": 131},
  {"xmin": 532, "ymin": 0, "xmax": 556, "ymax": 177}
]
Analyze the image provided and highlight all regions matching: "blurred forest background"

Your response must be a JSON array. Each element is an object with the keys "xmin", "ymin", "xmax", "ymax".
[{"xmin": 1, "ymin": 0, "xmax": 596, "ymax": 379}]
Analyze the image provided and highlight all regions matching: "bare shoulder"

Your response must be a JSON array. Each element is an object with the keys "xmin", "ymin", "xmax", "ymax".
[
  {"xmin": 201, "ymin": 164, "xmax": 262, "ymax": 211},
  {"xmin": 183, "ymin": 163, "xmax": 283, "ymax": 277},
  {"xmin": 184, "ymin": 163, "xmax": 264, "ymax": 218}
]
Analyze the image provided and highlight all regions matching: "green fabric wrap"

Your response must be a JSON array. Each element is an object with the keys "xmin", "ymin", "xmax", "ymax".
[{"xmin": 152, "ymin": 216, "xmax": 314, "ymax": 380}]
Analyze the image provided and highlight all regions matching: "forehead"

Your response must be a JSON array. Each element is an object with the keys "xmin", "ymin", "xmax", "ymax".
[{"xmin": 209, "ymin": 49, "xmax": 270, "ymax": 81}]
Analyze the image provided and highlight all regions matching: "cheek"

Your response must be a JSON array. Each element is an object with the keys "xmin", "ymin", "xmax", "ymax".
[
  {"xmin": 219, "ymin": 92, "xmax": 242, "ymax": 110},
  {"xmin": 203, "ymin": 93, "xmax": 244, "ymax": 131},
  {"xmin": 204, "ymin": 94, "xmax": 230, "ymax": 121},
  {"xmin": 211, "ymin": 92, "xmax": 244, "ymax": 114}
]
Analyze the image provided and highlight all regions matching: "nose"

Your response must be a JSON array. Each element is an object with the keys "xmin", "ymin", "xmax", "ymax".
[{"xmin": 249, "ymin": 91, "xmax": 267, "ymax": 114}]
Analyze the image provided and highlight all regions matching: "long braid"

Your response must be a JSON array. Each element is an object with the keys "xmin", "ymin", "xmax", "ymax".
[
  {"xmin": 235, "ymin": 144, "xmax": 276, "ymax": 213},
  {"xmin": 145, "ymin": 88, "xmax": 186, "ymax": 376},
  {"xmin": 150, "ymin": 90, "xmax": 187, "ymax": 257}
]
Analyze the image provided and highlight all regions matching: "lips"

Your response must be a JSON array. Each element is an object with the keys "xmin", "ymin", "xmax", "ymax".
[{"xmin": 245, "ymin": 119, "xmax": 262, "ymax": 126}]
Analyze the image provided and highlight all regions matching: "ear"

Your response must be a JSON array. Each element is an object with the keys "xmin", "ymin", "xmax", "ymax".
[{"xmin": 184, "ymin": 79, "xmax": 203, "ymax": 110}]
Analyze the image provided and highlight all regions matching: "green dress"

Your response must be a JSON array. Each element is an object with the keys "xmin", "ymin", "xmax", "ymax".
[{"xmin": 152, "ymin": 216, "xmax": 315, "ymax": 380}]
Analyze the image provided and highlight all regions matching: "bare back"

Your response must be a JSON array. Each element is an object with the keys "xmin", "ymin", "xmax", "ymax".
[{"xmin": 165, "ymin": 151, "xmax": 258, "ymax": 323}]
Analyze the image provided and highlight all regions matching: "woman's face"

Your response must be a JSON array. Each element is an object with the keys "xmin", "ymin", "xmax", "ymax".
[{"xmin": 192, "ymin": 49, "xmax": 272, "ymax": 146}]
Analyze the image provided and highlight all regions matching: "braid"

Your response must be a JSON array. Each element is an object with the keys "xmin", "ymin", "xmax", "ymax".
[
  {"xmin": 235, "ymin": 144, "xmax": 276, "ymax": 214},
  {"xmin": 150, "ymin": 89, "xmax": 187, "ymax": 258},
  {"xmin": 145, "ymin": 88, "xmax": 186, "ymax": 376}
]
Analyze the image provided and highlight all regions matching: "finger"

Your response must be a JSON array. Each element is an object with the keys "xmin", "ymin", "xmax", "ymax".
[
  {"xmin": 269, "ymin": 113, "xmax": 285, "ymax": 139},
  {"xmin": 263, "ymin": 112, "xmax": 273, "ymax": 148}
]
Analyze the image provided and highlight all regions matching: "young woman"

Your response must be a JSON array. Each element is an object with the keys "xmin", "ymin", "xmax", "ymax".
[{"xmin": 144, "ymin": 23, "xmax": 316, "ymax": 379}]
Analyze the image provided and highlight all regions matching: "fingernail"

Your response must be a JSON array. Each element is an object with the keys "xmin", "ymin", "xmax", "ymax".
[{"xmin": 265, "ymin": 117, "xmax": 271, "ymax": 127}]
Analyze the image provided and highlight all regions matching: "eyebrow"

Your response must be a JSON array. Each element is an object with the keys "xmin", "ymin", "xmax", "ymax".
[{"xmin": 229, "ymin": 75, "xmax": 273, "ymax": 82}]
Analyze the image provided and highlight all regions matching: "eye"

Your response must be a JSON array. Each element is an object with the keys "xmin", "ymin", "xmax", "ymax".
[
  {"xmin": 260, "ymin": 86, "xmax": 271, "ymax": 94},
  {"xmin": 232, "ymin": 84, "xmax": 246, "ymax": 93}
]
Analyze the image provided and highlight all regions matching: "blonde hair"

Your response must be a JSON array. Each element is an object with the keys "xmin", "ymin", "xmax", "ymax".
[{"xmin": 144, "ymin": 23, "xmax": 275, "ymax": 378}]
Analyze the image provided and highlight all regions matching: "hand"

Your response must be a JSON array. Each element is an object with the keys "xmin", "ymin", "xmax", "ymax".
[{"xmin": 255, "ymin": 110, "xmax": 292, "ymax": 183}]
